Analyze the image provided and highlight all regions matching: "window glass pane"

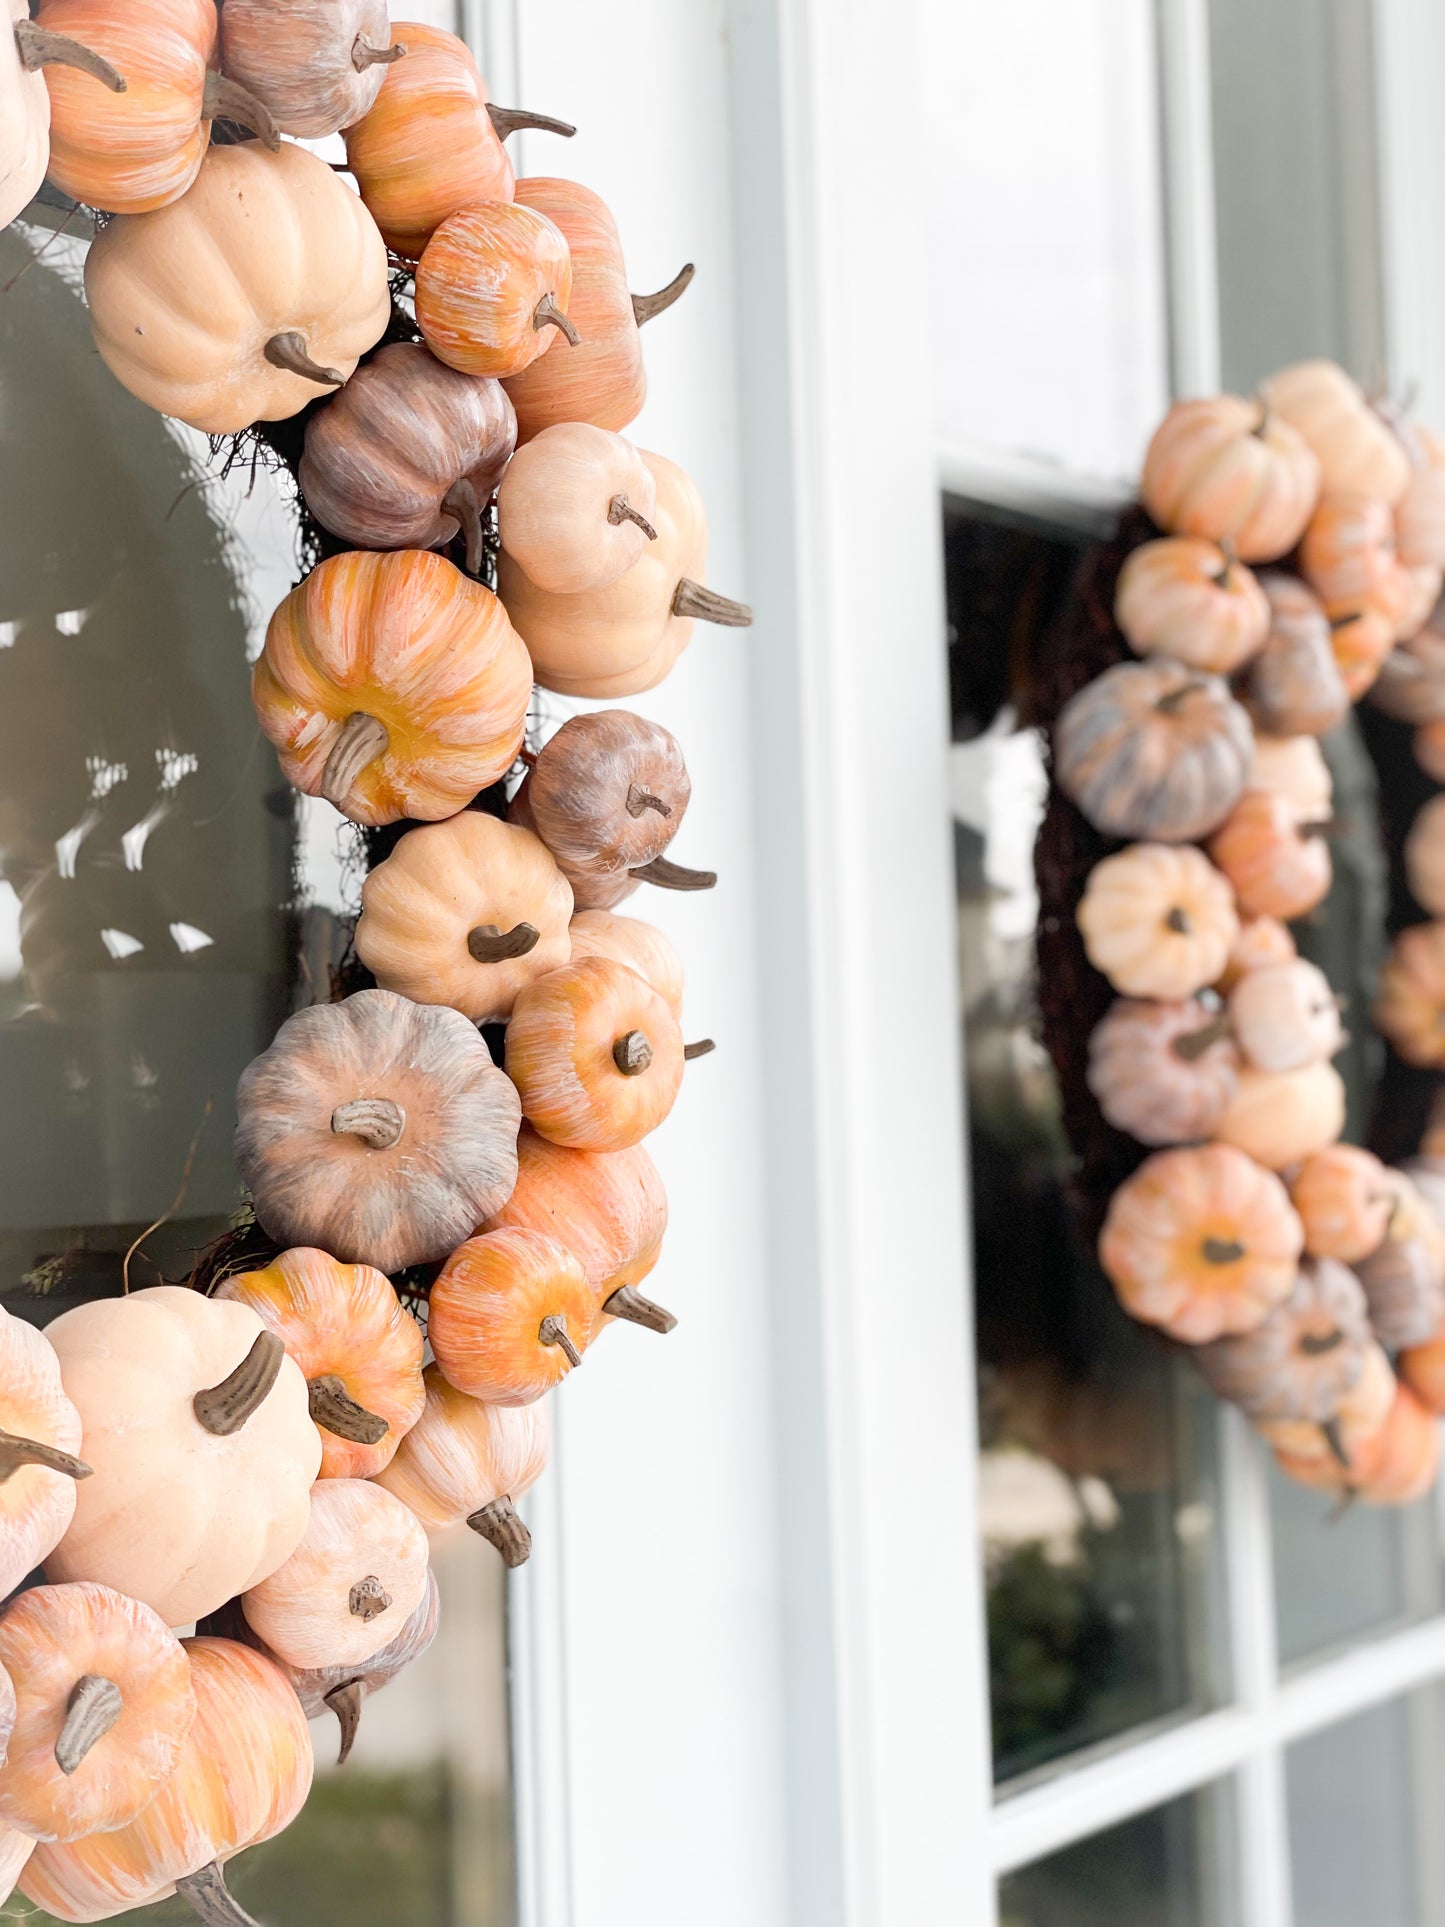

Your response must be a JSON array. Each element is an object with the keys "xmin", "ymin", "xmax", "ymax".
[
  {"xmin": 948, "ymin": 512, "xmax": 1228, "ymax": 1787},
  {"xmin": 1287, "ymin": 1687, "xmax": 1445, "ymax": 1927},
  {"xmin": 999, "ymin": 1785, "xmax": 1235, "ymax": 1927},
  {"xmin": 921, "ymin": 0, "xmax": 1170, "ymax": 479},
  {"xmin": 0, "ymin": 208, "xmax": 515, "ymax": 1927}
]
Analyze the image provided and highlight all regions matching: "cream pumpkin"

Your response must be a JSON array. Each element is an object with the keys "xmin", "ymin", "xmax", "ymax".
[
  {"xmin": 567, "ymin": 909, "xmax": 684, "ymax": 1021},
  {"xmin": 1246, "ymin": 733, "xmax": 1332, "ymax": 823},
  {"xmin": 43, "ymin": 1287, "xmax": 320, "ymax": 1628},
  {"xmin": 1076, "ymin": 844, "xmax": 1239, "ymax": 1001},
  {"xmin": 1139, "ymin": 394, "xmax": 1319, "ymax": 560},
  {"xmin": 84, "ymin": 140, "xmax": 391, "ymax": 434},
  {"xmin": 498, "ymin": 423, "xmax": 660, "ymax": 594},
  {"xmin": 0, "ymin": 1306, "xmax": 87, "ymax": 1600},
  {"xmin": 1210, "ymin": 1062, "xmax": 1346, "ymax": 1171},
  {"xmin": 1114, "ymin": 538, "xmax": 1270, "ymax": 673},
  {"xmin": 1300, "ymin": 496, "xmax": 1412, "ymax": 631},
  {"xmin": 1218, "ymin": 915, "xmax": 1297, "ymax": 990},
  {"xmin": 1262, "ymin": 360, "xmax": 1412, "ymax": 504},
  {"xmin": 0, "ymin": 1826, "xmax": 32, "ymax": 1910},
  {"xmin": 1226, "ymin": 958, "xmax": 1343, "ymax": 1072}
]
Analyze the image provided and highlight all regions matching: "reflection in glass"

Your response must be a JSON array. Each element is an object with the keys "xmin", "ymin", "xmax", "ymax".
[{"xmin": 999, "ymin": 1787, "xmax": 1234, "ymax": 1927}]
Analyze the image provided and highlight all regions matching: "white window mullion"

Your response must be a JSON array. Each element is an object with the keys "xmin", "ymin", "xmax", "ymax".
[{"xmin": 1154, "ymin": 0, "xmax": 1222, "ymax": 396}]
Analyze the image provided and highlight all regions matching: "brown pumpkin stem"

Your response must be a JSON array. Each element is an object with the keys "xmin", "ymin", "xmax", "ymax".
[
  {"xmin": 468, "ymin": 1495, "xmax": 532, "ymax": 1568},
  {"xmin": 1300, "ymin": 1328, "xmax": 1346, "ymax": 1357},
  {"xmin": 603, "ymin": 1284, "xmax": 678, "ymax": 1334},
  {"xmin": 176, "ymin": 1862, "xmax": 265, "ymax": 1927},
  {"xmin": 308, "ymin": 1375, "xmax": 389, "ymax": 1446},
  {"xmin": 608, "ymin": 494, "xmax": 658, "ymax": 541},
  {"xmin": 13, "ymin": 21, "xmax": 126, "ymax": 90},
  {"xmin": 193, "ymin": 1332, "xmax": 286, "ymax": 1436},
  {"xmin": 326, "ymin": 1680, "xmax": 364, "ymax": 1765},
  {"xmin": 538, "ymin": 1314, "xmax": 583, "ymax": 1369},
  {"xmin": 55, "ymin": 1674, "xmax": 123, "ymax": 1775},
  {"xmin": 353, "ymin": 32, "xmax": 406, "ymax": 70},
  {"xmin": 0, "ymin": 1428, "xmax": 92, "ymax": 1485},
  {"xmin": 1155, "ymin": 679, "xmax": 1209, "ymax": 714},
  {"xmin": 321, "ymin": 711, "xmax": 390, "ymax": 807},
  {"xmin": 1322, "ymin": 1416, "xmax": 1352, "ymax": 1470},
  {"xmin": 468, "ymin": 922, "xmax": 541, "ymax": 963},
  {"xmin": 331, "ymin": 1098, "xmax": 407, "ymax": 1150},
  {"xmin": 632, "ymin": 855, "xmax": 717, "ymax": 891},
  {"xmin": 441, "ymin": 477, "xmax": 485, "ymax": 576},
  {"xmin": 672, "ymin": 579, "xmax": 754, "ymax": 627},
  {"xmin": 1301, "ymin": 816, "xmax": 1341, "ymax": 840},
  {"xmin": 1173, "ymin": 1012, "xmax": 1230, "ymax": 1061},
  {"xmin": 486, "ymin": 103, "xmax": 578, "ymax": 140},
  {"xmin": 1201, "ymin": 1237, "xmax": 1246, "ymax": 1265},
  {"xmin": 626, "ymin": 783, "xmax": 672, "ymax": 819},
  {"xmin": 202, "ymin": 71, "xmax": 280, "ymax": 149},
  {"xmin": 684, "ymin": 1038, "xmax": 717, "ymax": 1061},
  {"xmin": 633, "ymin": 264, "xmax": 696, "ymax": 326},
  {"xmin": 1328, "ymin": 611, "xmax": 1364, "ymax": 631},
  {"xmin": 533, "ymin": 294, "xmax": 581, "ymax": 346},
  {"xmin": 1164, "ymin": 906, "xmax": 1192, "ymax": 935},
  {"xmin": 349, "ymin": 1575, "xmax": 392, "ymax": 1622},
  {"xmin": 264, "ymin": 330, "xmax": 344, "ymax": 388},
  {"xmin": 1253, "ymin": 397, "xmax": 1272, "ymax": 439},
  {"xmin": 612, "ymin": 1030, "xmax": 654, "ymax": 1076}
]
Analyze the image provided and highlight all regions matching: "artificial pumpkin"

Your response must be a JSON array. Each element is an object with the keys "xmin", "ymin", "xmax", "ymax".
[
  {"xmin": 1416, "ymin": 719, "xmax": 1445, "ymax": 784},
  {"xmin": 1207, "ymin": 790, "xmax": 1332, "ymax": 921},
  {"xmin": 84, "ymin": 140, "xmax": 391, "ymax": 434},
  {"xmin": 1398, "ymin": 562, "xmax": 1442, "ymax": 640},
  {"xmin": 416, "ymin": 201, "xmax": 577, "ymax": 380},
  {"xmin": 1217, "ymin": 914, "xmax": 1297, "ymax": 990},
  {"xmin": 506, "ymin": 176, "xmax": 694, "ymax": 442},
  {"xmin": 375, "ymin": 1371, "xmax": 549, "ymax": 1567},
  {"xmin": 44, "ymin": 1286, "xmax": 319, "ymax": 1627},
  {"xmin": 1193, "ymin": 1258, "xmax": 1370, "ymax": 1422},
  {"xmin": 0, "ymin": 1583, "xmax": 194, "ymax": 1844},
  {"xmin": 35, "ymin": 0, "xmax": 277, "ymax": 215},
  {"xmin": 219, "ymin": 0, "xmax": 404, "ymax": 138},
  {"xmin": 1052, "ymin": 659, "xmax": 1253, "ymax": 843},
  {"xmin": 1097, "ymin": 1142, "xmax": 1303, "ymax": 1344},
  {"xmin": 217, "ymin": 1248, "xmax": 425, "ymax": 1480},
  {"xmin": 567, "ymin": 908, "xmax": 684, "ymax": 1022},
  {"xmin": 1401, "ymin": 1325, "xmax": 1445, "ymax": 1415},
  {"xmin": 341, "ymin": 20, "xmax": 572, "ymax": 258},
  {"xmin": 1350, "ymin": 1383, "xmax": 1441, "ymax": 1503},
  {"xmin": 0, "ymin": 1666, "xmax": 12, "ymax": 1770},
  {"xmin": 1246, "ymin": 733, "xmax": 1333, "ymax": 824},
  {"xmin": 1366, "ymin": 627, "xmax": 1445, "ymax": 724},
  {"xmin": 1300, "ymin": 496, "xmax": 1413, "ymax": 636},
  {"xmin": 1354, "ymin": 1177, "xmax": 1445, "ymax": 1351},
  {"xmin": 1263, "ymin": 1340, "xmax": 1396, "ymax": 1490},
  {"xmin": 1262, "ymin": 359, "xmax": 1412, "ymax": 504},
  {"xmin": 1085, "ymin": 997, "xmax": 1240, "ymax": 1147},
  {"xmin": 0, "ymin": 1306, "xmax": 87, "ymax": 1600},
  {"xmin": 251, "ymin": 547, "xmax": 533, "ymax": 826},
  {"xmin": 236, "ymin": 989, "xmax": 522, "ymax": 1274},
  {"xmin": 0, "ymin": 1826, "xmax": 32, "ymax": 1911},
  {"xmin": 0, "ymin": 1, "xmax": 124, "ymax": 229},
  {"xmin": 1243, "ymin": 577, "xmax": 1350, "ymax": 738},
  {"xmin": 1328, "ymin": 597, "xmax": 1397, "ymax": 699},
  {"xmin": 20, "ymin": 1637, "xmax": 311, "ymax": 1926},
  {"xmin": 1138, "ymin": 394, "xmax": 1320, "ymax": 561},
  {"xmin": 299, "ymin": 343, "xmax": 517, "ymax": 574},
  {"xmin": 506, "ymin": 956, "xmax": 686, "ymax": 1152},
  {"xmin": 242, "ymin": 1478, "xmax": 429, "ymax": 1672},
  {"xmin": 355, "ymin": 813, "xmax": 574, "ymax": 1025},
  {"xmin": 511, "ymin": 774, "xmax": 715, "ymax": 910},
  {"xmin": 1405, "ymin": 793, "xmax": 1445, "ymax": 917},
  {"xmin": 484, "ymin": 1124, "xmax": 673, "ymax": 1332},
  {"xmin": 498, "ymin": 424, "xmax": 660, "ymax": 593},
  {"xmin": 1397, "ymin": 423, "xmax": 1445, "ymax": 571},
  {"xmin": 1289, "ymin": 1144, "xmax": 1395, "ymax": 1263},
  {"xmin": 498, "ymin": 449, "xmax": 753, "ymax": 698},
  {"xmin": 428, "ymin": 1227, "xmax": 595, "ymax": 1403},
  {"xmin": 1375, "ymin": 921, "xmax": 1445, "ymax": 1068},
  {"xmin": 1226, "ymin": 957, "xmax": 1343, "ymax": 1072},
  {"xmin": 519, "ymin": 710, "xmax": 691, "ymax": 898},
  {"xmin": 1112, "ymin": 537, "xmax": 1270, "ymax": 674},
  {"xmin": 1076, "ymin": 844, "xmax": 1239, "ymax": 1000},
  {"xmin": 1210, "ymin": 1062, "xmax": 1346, "ymax": 1171}
]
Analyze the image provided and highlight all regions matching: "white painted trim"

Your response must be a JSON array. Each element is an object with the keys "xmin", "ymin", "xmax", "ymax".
[
  {"xmin": 507, "ymin": 1466, "xmax": 576, "ymax": 1927},
  {"xmin": 1155, "ymin": 0, "xmax": 1222, "ymax": 395}
]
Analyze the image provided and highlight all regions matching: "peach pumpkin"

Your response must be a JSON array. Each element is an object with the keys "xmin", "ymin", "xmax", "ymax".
[
  {"xmin": 1327, "ymin": 597, "xmax": 1397, "ymax": 698},
  {"xmin": 19, "ymin": 1637, "xmax": 312, "ymax": 1926},
  {"xmin": 217, "ymin": 1248, "xmax": 425, "ymax": 1480},
  {"xmin": 1098, "ymin": 1142, "xmax": 1303, "ymax": 1344},
  {"xmin": 0, "ymin": 1306, "xmax": 88, "ymax": 1599},
  {"xmin": 1085, "ymin": 997, "xmax": 1240, "ymax": 1147},
  {"xmin": 567, "ymin": 909, "xmax": 684, "ymax": 1022},
  {"xmin": 1210, "ymin": 1062, "xmax": 1346, "ymax": 1171},
  {"xmin": 218, "ymin": 0, "xmax": 404, "ymax": 139},
  {"xmin": 1397, "ymin": 423, "xmax": 1445, "ymax": 571},
  {"xmin": 1245, "ymin": 734, "xmax": 1332, "ymax": 824},
  {"xmin": 1416, "ymin": 720, "xmax": 1445, "ymax": 783},
  {"xmin": 1139, "ymin": 394, "xmax": 1319, "ymax": 561},
  {"xmin": 1262, "ymin": 360, "xmax": 1412, "ymax": 504},
  {"xmin": 1289, "ymin": 1145, "xmax": 1395, "ymax": 1263},
  {"xmin": 498, "ymin": 424, "xmax": 659, "ymax": 593},
  {"xmin": 356, "ymin": 813, "xmax": 574, "ymax": 1025},
  {"xmin": 1208, "ymin": 790, "xmax": 1332, "ymax": 922},
  {"xmin": 252, "ymin": 548, "xmax": 533, "ymax": 827},
  {"xmin": 1376, "ymin": 921, "xmax": 1445, "ymax": 1068},
  {"xmin": 1405, "ymin": 794, "xmax": 1445, "ymax": 917},
  {"xmin": 1351, "ymin": 1384, "xmax": 1441, "ymax": 1504},
  {"xmin": 1226, "ymin": 958, "xmax": 1343, "ymax": 1073},
  {"xmin": 0, "ymin": 1583, "xmax": 194, "ymax": 1844},
  {"xmin": 1076, "ymin": 844, "xmax": 1239, "ymax": 1001},
  {"xmin": 416, "ymin": 200, "xmax": 577, "ymax": 380},
  {"xmin": 428, "ymin": 1227, "xmax": 595, "ymax": 1404},
  {"xmin": 43, "ymin": 1288, "xmax": 320, "ymax": 1628},
  {"xmin": 1112, "ymin": 537, "xmax": 1270, "ymax": 673},
  {"xmin": 1217, "ymin": 915, "xmax": 1297, "ymax": 991},
  {"xmin": 1300, "ymin": 496, "xmax": 1412, "ymax": 633}
]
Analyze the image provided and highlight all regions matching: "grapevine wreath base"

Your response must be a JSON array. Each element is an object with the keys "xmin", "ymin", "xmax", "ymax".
[
  {"xmin": 0, "ymin": 6, "xmax": 747, "ymax": 1924},
  {"xmin": 1041, "ymin": 358, "xmax": 1445, "ymax": 1512}
]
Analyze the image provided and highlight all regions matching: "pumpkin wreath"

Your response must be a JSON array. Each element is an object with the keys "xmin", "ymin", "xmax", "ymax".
[
  {"xmin": 0, "ymin": 8, "xmax": 744, "ymax": 1922},
  {"xmin": 1040, "ymin": 359, "xmax": 1445, "ymax": 1510}
]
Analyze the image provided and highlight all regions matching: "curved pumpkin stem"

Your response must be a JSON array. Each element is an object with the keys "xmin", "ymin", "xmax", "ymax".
[
  {"xmin": 55, "ymin": 1675, "xmax": 123, "ymax": 1775},
  {"xmin": 1300, "ymin": 1328, "xmax": 1346, "ymax": 1357},
  {"xmin": 633, "ymin": 264, "xmax": 696, "ymax": 327},
  {"xmin": 533, "ymin": 294, "xmax": 580, "ymax": 346},
  {"xmin": 467, "ymin": 922, "xmax": 540, "ymax": 963},
  {"xmin": 0, "ymin": 1427, "xmax": 92, "ymax": 1484},
  {"xmin": 201, "ymin": 71, "xmax": 279, "ymax": 149},
  {"xmin": 320, "ymin": 711, "xmax": 390, "ymax": 807},
  {"xmin": 683, "ymin": 1039, "xmax": 716, "ymax": 1062},
  {"xmin": 176, "ymin": 1862, "xmax": 265, "ymax": 1927},
  {"xmin": 468, "ymin": 1494, "xmax": 532, "ymax": 1568},
  {"xmin": 538, "ymin": 1314, "xmax": 583, "ymax": 1369},
  {"xmin": 441, "ymin": 477, "xmax": 485, "ymax": 577},
  {"xmin": 264, "ymin": 330, "xmax": 344, "ymax": 388},
  {"xmin": 193, "ymin": 1332, "xmax": 285, "ymax": 1437},
  {"xmin": 13, "ymin": 21, "xmax": 125, "ymax": 90},
  {"xmin": 603, "ymin": 1285, "xmax": 678, "ymax": 1334},
  {"xmin": 632, "ymin": 855, "xmax": 717, "ymax": 892},
  {"xmin": 349, "ymin": 1575, "xmax": 392, "ymax": 1622},
  {"xmin": 486, "ymin": 103, "xmax": 577, "ymax": 141},
  {"xmin": 672, "ymin": 579, "xmax": 754, "ymax": 627},
  {"xmin": 1172, "ymin": 1012, "xmax": 1229, "ymax": 1061},
  {"xmin": 626, "ymin": 783, "xmax": 671, "ymax": 819},
  {"xmin": 353, "ymin": 32, "xmax": 406, "ymax": 71},
  {"xmin": 326, "ymin": 1680, "xmax": 364, "ymax": 1765},
  {"xmin": 608, "ymin": 494, "xmax": 658, "ymax": 541},
  {"xmin": 612, "ymin": 1030, "xmax": 654, "ymax": 1077},
  {"xmin": 1201, "ymin": 1237, "xmax": 1246, "ymax": 1266},
  {"xmin": 308, "ymin": 1374, "xmax": 389, "ymax": 1446},
  {"xmin": 331, "ymin": 1098, "xmax": 406, "ymax": 1151}
]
